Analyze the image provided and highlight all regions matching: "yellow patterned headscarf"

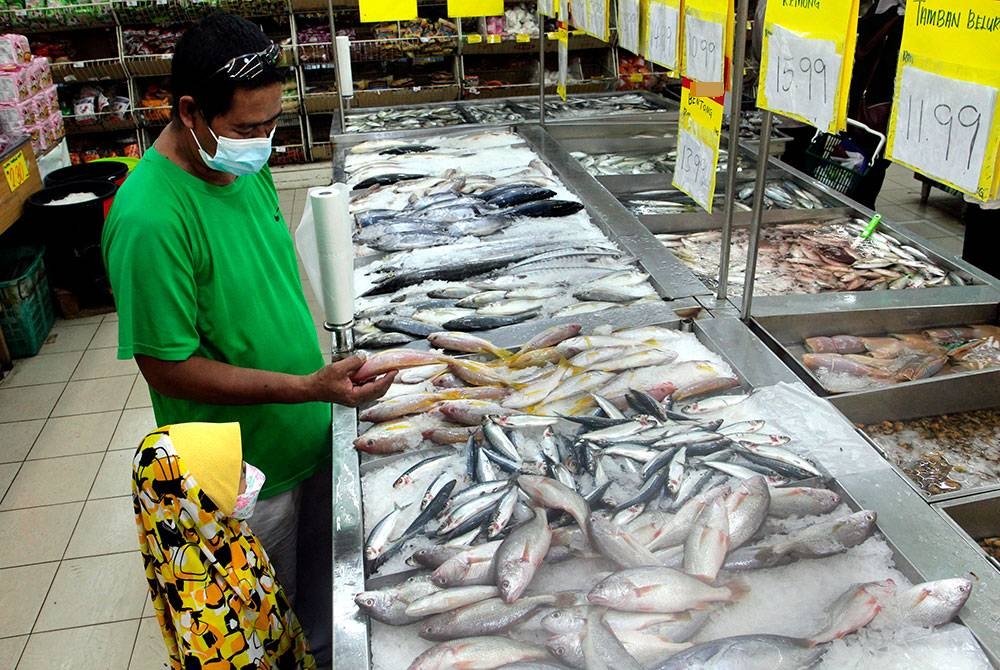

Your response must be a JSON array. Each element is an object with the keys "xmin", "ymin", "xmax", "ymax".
[{"xmin": 132, "ymin": 424, "xmax": 315, "ymax": 670}]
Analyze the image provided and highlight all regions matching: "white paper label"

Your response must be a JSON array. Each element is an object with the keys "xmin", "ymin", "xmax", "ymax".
[
  {"xmin": 684, "ymin": 14, "xmax": 724, "ymax": 83},
  {"xmin": 618, "ymin": 0, "xmax": 640, "ymax": 54},
  {"xmin": 538, "ymin": 0, "xmax": 554, "ymax": 16},
  {"xmin": 890, "ymin": 65, "xmax": 997, "ymax": 194},
  {"xmin": 674, "ymin": 127, "xmax": 715, "ymax": 210},
  {"xmin": 646, "ymin": 2, "xmax": 679, "ymax": 70},
  {"xmin": 764, "ymin": 24, "xmax": 841, "ymax": 131},
  {"xmin": 583, "ymin": 0, "xmax": 609, "ymax": 40}
]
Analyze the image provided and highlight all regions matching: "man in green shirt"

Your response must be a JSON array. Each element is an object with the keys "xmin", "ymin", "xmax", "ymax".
[{"xmin": 102, "ymin": 13, "xmax": 394, "ymax": 667}]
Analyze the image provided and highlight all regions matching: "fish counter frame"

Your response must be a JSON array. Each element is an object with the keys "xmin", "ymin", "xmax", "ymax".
[{"xmin": 329, "ymin": 315, "xmax": 1000, "ymax": 669}]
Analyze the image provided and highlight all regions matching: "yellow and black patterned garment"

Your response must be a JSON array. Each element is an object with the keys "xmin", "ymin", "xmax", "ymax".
[{"xmin": 132, "ymin": 426, "xmax": 315, "ymax": 669}]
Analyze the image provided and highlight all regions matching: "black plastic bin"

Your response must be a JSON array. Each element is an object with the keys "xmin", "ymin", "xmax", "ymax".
[
  {"xmin": 24, "ymin": 180, "xmax": 118, "ymax": 311},
  {"xmin": 44, "ymin": 161, "xmax": 128, "ymax": 188}
]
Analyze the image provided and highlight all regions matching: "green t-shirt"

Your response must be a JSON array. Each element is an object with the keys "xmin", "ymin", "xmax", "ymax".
[{"xmin": 102, "ymin": 148, "xmax": 331, "ymax": 498}]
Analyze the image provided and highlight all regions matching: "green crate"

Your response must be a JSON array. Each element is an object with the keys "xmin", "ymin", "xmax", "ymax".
[{"xmin": 0, "ymin": 247, "xmax": 55, "ymax": 359}]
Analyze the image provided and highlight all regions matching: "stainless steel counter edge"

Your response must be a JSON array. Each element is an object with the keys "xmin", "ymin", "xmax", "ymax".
[{"xmin": 747, "ymin": 285, "xmax": 1000, "ymax": 317}]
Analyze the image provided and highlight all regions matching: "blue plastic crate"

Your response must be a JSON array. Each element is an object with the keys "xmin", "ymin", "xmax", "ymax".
[{"xmin": 0, "ymin": 247, "xmax": 55, "ymax": 358}]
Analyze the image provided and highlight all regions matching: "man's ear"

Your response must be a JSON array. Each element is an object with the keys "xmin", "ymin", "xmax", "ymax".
[{"xmin": 177, "ymin": 95, "xmax": 198, "ymax": 130}]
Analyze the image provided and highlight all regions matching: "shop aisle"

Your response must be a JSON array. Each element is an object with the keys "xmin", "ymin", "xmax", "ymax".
[{"xmin": 0, "ymin": 163, "xmax": 972, "ymax": 669}]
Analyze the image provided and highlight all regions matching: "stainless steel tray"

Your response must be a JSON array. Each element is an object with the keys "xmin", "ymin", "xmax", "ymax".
[
  {"xmin": 749, "ymin": 298, "xmax": 1000, "ymax": 397},
  {"xmin": 934, "ymin": 491, "xmax": 1000, "ymax": 573}
]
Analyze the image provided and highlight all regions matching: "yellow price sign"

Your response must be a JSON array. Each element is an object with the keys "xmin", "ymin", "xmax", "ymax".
[
  {"xmin": 447, "ymin": 0, "xmax": 503, "ymax": 17},
  {"xmin": 643, "ymin": 0, "xmax": 682, "ymax": 70},
  {"xmin": 515, "ymin": 33, "xmax": 532, "ymax": 43},
  {"xmin": 467, "ymin": 33, "xmax": 483, "ymax": 44},
  {"xmin": 3, "ymin": 151, "xmax": 29, "ymax": 193},
  {"xmin": 886, "ymin": 0, "xmax": 1000, "ymax": 200},
  {"xmin": 681, "ymin": 0, "xmax": 729, "ymax": 86},
  {"xmin": 672, "ymin": 86, "xmax": 724, "ymax": 212},
  {"xmin": 570, "ymin": 0, "xmax": 611, "ymax": 42},
  {"xmin": 359, "ymin": 0, "xmax": 416, "ymax": 22},
  {"xmin": 756, "ymin": 0, "xmax": 859, "ymax": 133},
  {"xmin": 630, "ymin": 73, "xmax": 644, "ymax": 83},
  {"xmin": 486, "ymin": 34, "xmax": 503, "ymax": 44}
]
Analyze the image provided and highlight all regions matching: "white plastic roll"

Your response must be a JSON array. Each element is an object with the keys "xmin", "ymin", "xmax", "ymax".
[
  {"xmin": 335, "ymin": 35, "xmax": 354, "ymax": 99},
  {"xmin": 309, "ymin": 184, "xmax": 354, "ymax": 326}
]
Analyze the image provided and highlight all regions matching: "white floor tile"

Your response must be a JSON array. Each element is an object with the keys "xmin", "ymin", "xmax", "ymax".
[
  {"xmin": 0, "ymin": 463, "xmax": 17, "ymax": 502},
  {"xmin": 0, "ymin": 420, "xmax": 44, "ymax": 463},
  {"xmin": 71, "ymin": 348, "xmax": 139, "ymax": 381},
  {"xmin": 0, "ymin": 635, "xmax": 26, "ymax": 670},
  {"xmin": 28, "ymin": 411, "xmax": 119, "ymax": 460},
  {"xmin": 34, "ymin": 552, "xmax": 146, "ymax": 631},
  {"xmin": 66, "ymin": 496, "xmax": 138, "ymax": 558},
  {"xmin": 0, "ymin": 562, "xmax": 58, "ymax": 636},
  {"xmin": 91, "ymin": 320, "xmax": 121, "ymax": 349},
  {"xmin": 126, "ymin": 377, "xmax": 153, "ymax": 409},
  {"xmin": 0, "ymin": 453, "xmax": 103, "ymax": 510},
  {"xmin": 0, "ymin": 351, "xmax": 81, "ymax": 388},
  {"xmin": 0, "ymin": 383, "xmax": 64, "ymax": 422},
  {"xmin": 90, "ymin": 449, "xmax": 135, "ymax": 499},
  {"xmin": 129, "ymin": 617, "xmax": 169, "ymax": 670},
  {"xmin": 109, "ymin": 407, "xmax": 157, "ymax": 452},
  {"xmin": 51, "ymin": 376, "xmax": 135, "ymax": 417},
  {"xmin": 38, "ymin": 323, "xmax": 98, "ymax": 354},
  {"xmin": 0, "ymin": 502, "xmax": 82, "ymax": 568},
  {"xmin": 18, "ymin": 620, "xmax": 139, "ymax": 670}
]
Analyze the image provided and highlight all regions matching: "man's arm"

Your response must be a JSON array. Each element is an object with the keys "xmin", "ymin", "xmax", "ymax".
[{"xmin": 136, "ymin": 353, "xmax": 395, "ymax": 408}]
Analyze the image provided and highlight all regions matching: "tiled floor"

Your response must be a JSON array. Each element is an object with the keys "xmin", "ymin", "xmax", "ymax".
[{"xmin": 0, "ymin": 160, "xmax": 983, "ymax": 669}]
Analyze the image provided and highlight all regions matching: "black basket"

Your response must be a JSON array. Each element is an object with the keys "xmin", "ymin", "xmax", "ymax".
[{"xmin": 801, "ymin": 132, "xmax": 870, "ymax": 196}]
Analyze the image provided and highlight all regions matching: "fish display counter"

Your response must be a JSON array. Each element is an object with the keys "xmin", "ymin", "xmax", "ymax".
[
  {"xmin": 336, "ymin": 91, "xmax": 679, "ymax": 138},
  {"xmin": 936, "ymin": 492, "xmax": 1000, "ymax": 573}
]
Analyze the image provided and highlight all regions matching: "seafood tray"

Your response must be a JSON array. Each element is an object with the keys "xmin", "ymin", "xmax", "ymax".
[
  {"xmin": 750, "ymin": 300, "xmax": 1000, "ymax": 398},
  {"xmin": 934, "ymin": 492, "xmax": 1000, "ymax": 572},
  {"xmin": 829, "ymin": 365, "xmax": 1000, "ymax": 502}
]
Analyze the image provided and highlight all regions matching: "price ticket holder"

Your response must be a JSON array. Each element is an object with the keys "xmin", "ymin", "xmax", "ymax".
[{"xmin": 885, "ymin": 0, "xmax": 1000, "ymax": 201}]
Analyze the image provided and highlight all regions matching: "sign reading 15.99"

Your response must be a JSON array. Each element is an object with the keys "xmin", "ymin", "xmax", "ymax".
[{"xmin": 764, "ymin": 24, "xmax": 840, "ymax": 131}]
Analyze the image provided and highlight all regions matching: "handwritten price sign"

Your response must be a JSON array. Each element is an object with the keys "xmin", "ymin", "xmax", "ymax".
[
  {"xmin": 890, "ymin": 66, "xmax": 997, "ymax": 195},
  {"xmin": 618, "ymin": 0, "xmax": 640, "ymax": 54},
  {"xmin": 2, "ymin": 150, "xmax": 28, "ymax": 192},
  {"xmin": 683, "ymin": 14, "xmax": 724, "ymax": 83},
  {"xmin": 764, "ymin": 25, "xmax": 841, "ymax": 131},
  {"xmin": 359, "ymin": 0, "xmax": 416, "ymax": 22},
  {"xmin": 673, "ymin": 128, "xmax": 716, "ymax": 210},
  {"xmin": 645, "ymin": 0, "xmax": 679, "ymax": 69}
]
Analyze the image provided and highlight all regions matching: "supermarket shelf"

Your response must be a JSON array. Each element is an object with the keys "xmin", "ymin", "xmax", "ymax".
[
  {"xmin": 51, "ymin": 58, "xmax": 127, "ymax": 83},
  {"xmin": 0, "ymin": 2, "xmax": 115, "ymax": 32},
  {"xmin": 462, "ymin": 34, "xmax": 606, "ymax": 56},
  {"xmin": 353, "ymin": 85, "xmax": 460, "ymax": 108},
  {"xmin": 123, "ymin": 54, "xmax": 173, "ymax": 78},
  {"xmin": 113, "ymin": 0, "xmax": 287, "ymax": 24},
  {"xmin": 462, "ymin": 79, "xmax": 614, "ymax": 100},
  {"xmin": 63, "ymin": 112, "xmax": 138, "ymax": 135},
  {"xmin": 303, "ymin": 92, "xmax": 341, "ymax": 113},
  {"xmin": 350, "ymin": 36, "xmax": 458, "ymax": 62}
]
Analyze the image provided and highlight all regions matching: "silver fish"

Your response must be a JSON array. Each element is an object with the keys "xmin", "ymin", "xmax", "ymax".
[
  {"xmin": 583, "ymin": 610, "xmax": 644, "ymax": 670},
  {"xmin": 590, "ymin": 513, "xmax": 662, "ymax": 569},
  {"xmin": 431, "ymin": 541, "xmax": 502, "ymax": 588},
  {"xmin": 808, "ymin": 579, "xmax": 896, "ymax": 645},
  {"xmin": 683, "ymin": 497, "xmax": 730, "ymax": 582},
  {"xmin": 892, "ymin": 578, "xmax": 973, "ymax": 628},
  {"xmin": 355, "ymin": 574, "xmax": 441, "ymax": 625},
  {"xmin": 723, "ymin": 475, "xmax": 771, "ymax": 551},
  {"xmin": 365, "ymin": 504, "xmax": 404, "ymax": 564},
  {"xmin": 409, "ymin": 636, "xmax": 553, "ymax": 669},
  {"xmin": 654, "ymin": 634, "xmax": 825, "ymax": 669},
  {"xmin": 405, "ymin": 585, "xmax": 502, "ymax": 618},
  {"xmin": 419, "ymin": 594, "xmax": 560, "ymax": 641},
  {"xmin": 588, "ymin": 567, "xmax": 747, "ymax": 612},
  {"xmin": 517, "ymin": 475, "xmax": 591, "ymax": 541},
  {"xmin": 495, "ymin": 510, "xmax": 552, "ymax": 602},
  {"xmin": 767, "ymin": 487, "xmax": 841, "ymax": 518}
]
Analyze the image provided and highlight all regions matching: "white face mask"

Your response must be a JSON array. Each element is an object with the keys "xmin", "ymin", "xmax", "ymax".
[
  {"xmin": 190, "ymin": 124, "xmax": 275, "ymax": 176},
  {"xmin": 232, "ymin": 462, "xmax": 266, "ymax": 520}
]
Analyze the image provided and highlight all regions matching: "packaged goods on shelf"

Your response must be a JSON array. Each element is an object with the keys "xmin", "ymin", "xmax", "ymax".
[
  {"xmin": 0, "ymin": 33, "xmax": 30, "ymax": 67},
  {"xmin": 122, "ymin": 26, "xmax": 187, "ymax": 56}
]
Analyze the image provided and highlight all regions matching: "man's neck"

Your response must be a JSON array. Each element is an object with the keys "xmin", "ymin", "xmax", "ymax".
[{"xmin": 154, "ymin": 121, "xmax": 238, "ymax": 187}]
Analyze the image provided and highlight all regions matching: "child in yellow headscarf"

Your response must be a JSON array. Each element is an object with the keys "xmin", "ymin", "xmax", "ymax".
[{"xmin": 132, "ymin": 422, "xmax": 315, "ymax": 669}]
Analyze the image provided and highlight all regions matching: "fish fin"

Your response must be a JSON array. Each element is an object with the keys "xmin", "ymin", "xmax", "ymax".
[{"xmin": 633, "ymin": 584, "xmax": 661, "ymax": 597}]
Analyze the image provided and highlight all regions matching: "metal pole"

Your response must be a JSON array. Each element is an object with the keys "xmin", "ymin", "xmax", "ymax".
[
  {"xmin": 538, "ymin": 10, "xmax": 546, "ymax": 126},
  {"xmin": 716, "ymin": 0, "xmax": 750, "ymax": 301},
  {"xmin": 327, "ymin": 2, "xmax": 347, "ymax": 135},
  {"xmin": 740, "ymin": 110, "xmax": 772, "ymax": 320}
]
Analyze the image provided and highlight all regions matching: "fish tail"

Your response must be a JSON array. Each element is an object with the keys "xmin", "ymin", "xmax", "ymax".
[{"xmin": 488, "ymin": 345, "xmax": 514, "ymax": 360}]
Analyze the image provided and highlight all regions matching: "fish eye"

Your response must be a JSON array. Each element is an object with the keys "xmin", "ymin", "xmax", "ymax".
[
  {"xmin": 363, "ymin": 598, "xmax": 374, "ymax": 606},
  {"xmin": 502, "ymin": 579, "xmax": 510, "ymax": 588}
]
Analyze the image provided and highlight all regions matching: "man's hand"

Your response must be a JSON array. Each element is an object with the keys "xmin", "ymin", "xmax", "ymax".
[{"xmin": 309, "ymin": 353, "xmax": 397, "ymax": 407}]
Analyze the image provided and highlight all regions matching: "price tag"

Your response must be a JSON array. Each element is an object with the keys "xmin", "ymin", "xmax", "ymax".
[
  {"xmin": 557, "ymin": 27, "xmax": 569, "ymax": 101},
  {"xmin": 683, "ymin": 14, "xmax": 723, "ymax": 83},
  {"xmin": 3, "ymin": 151, "xmax": 29, "ymax": 193},
  {"xmin": 486, "ymin": 34, "xmax": 502, "ymax": 43},
  {"xmin": 515, "ymin": 33, "xmax": 531, "ymax": 43},
  {"xmin": 673, "ymin": 128, "xmax": 715, "ymax": 210},
  {"xmin": 890, "ymin": 65, "xmax": 997, "ymax": 195},
  {"xmin": 538, "ymin": 0, "xmax": 558, "ymax": 18},
  {"xmin": 359, "ymin": 0, "xmax": 417, "ymax": 22},
  {"xmin": 466, "ymin": 34, "xmax": 483, "ymax": 44},
  {"xmin": 645, "ymin": 0, "xmax": 680, "ymax": 70},
  {"xmin": 571, "ymin": 0, "xmax": 610, "ymax": 42},
  {"xmin": 618, "ymin": 0, "xmax": 640, "ymax": 54},
  {"xmin": 447, "ymin": 0, "xmax": 503, "ymax": 17},
  {"xmin": 763, "ymin": 24, "xmax": 841, "ymax": 132},
  {"xmin": 630, "ymin": 73, "xmax": 644, "ymax": 83}
]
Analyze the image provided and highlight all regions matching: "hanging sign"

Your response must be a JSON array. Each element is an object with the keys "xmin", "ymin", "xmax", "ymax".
[
  {"xmin": 568, "ymin": 0, "xmax": 611, "ymax": 42},
  {"xmin": 539, "ymin": 0, "xmax": 559, "ymax": 18},
  {"xmin": 643, "ymin": 0, "xmax": 681, "ymax": 71},
  {"xmin": 673, "ymin": 85, "xmax": 724, "ymax": 212},
  {"xmin": 618, "ymin": 0, "xmax": 641, "ymax": 54},
  {"xmin": 359, "ymin": 0, "xmax": 416, "ymax": 22},
  {"xmin": 886, "ymin": 0, "xmax": 1000, "ymax": 200},
  {"xmin": 756, "ymin": 0, "xmax": 858, "ymax": 133},
  {"xmin": 447, "ymin": 0, "xmax": 503, "ymax": 17},
  {"xmin": 681, "ymin": 0, "xmax": 727, "ymax": 86}
]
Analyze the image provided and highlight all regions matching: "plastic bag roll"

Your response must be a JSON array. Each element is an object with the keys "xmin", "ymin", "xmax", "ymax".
[
  {"xmin": 335, "ymin": 35, "xmax": 354, "ymax": 99},
  {"xmin": 309, "ymin": 184, "xmax": 354, "ymax": 326}
]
